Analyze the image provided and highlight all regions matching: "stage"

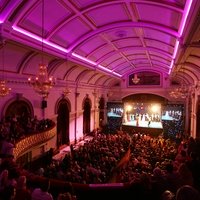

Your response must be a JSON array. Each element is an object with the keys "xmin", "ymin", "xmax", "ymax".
[
  {"xmin": 123, "ymin": 120, "xmax": 163, "ymax": 129},
  {"xmin": 122, "ymin": 120, "xmax": 163, "ymax": 137}
]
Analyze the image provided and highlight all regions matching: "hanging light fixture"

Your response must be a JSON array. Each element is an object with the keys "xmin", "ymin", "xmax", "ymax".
[
  {"xmin": 0, "ymin": 38, "xmax": 11, "ymax": 97},
  {"xmin": 28, "ymin": 0, "xmax": 55, "ymax": 99},
  {"xmin": 132, "ymin": 73, "xmax": 140, "ymax": 84},
  {"xmin": 169, "ymin": 84, "xmax": 188, "ymax": 99},
  {"xmin": 169, "ymin": 53, "xmax": 190, "ymax": 99},
  {"xmin": 28, "ymin": 64, "xmax": 55, "ymax": 98},
  {"xmin": 169, "ymin": 70, "xmax": 188, "ymax": 99}
]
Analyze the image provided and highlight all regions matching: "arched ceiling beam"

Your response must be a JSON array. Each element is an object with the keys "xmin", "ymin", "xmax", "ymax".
[
  {"xmin": 95, "ymin": 46, "xmax": 173, "ymax": 65},
  {"xmin": 48, "ymin": 59, "xmax": 65, "ymax": 76},
  {"xmin": 17, "ymin": 51, "xmax": 37, "ymax": 74},
  {"xmin": 68, "ymin": 22, "xmax": 180, "ymax": 52},
  {"xmin": 75, "ymin": 69, "xmax": 91, "ymax": 83}
]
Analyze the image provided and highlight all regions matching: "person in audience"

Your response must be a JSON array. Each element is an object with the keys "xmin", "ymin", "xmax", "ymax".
[
  {"xmin": 0, "ymin": 138, "xmax": 14, "ymax": 158},
  {"xmin": 31, "ymin": 178, "xmax": 53, "ymax": 200},
  {"xmin": 161, "ymin": 190, "xmax": 175, "ymax": 200},
  {"xmin": 46, "ymin": 148, "xmax": 54, "ymax": 166},
  {"xmin": 175, "ymin": 150, "xmax": 189, "ymax": 164},
  {"xmin": 0, "ymin": 169, "xmax": 9, "ymax": 192},
  {"xmin": 0, "ymin": 185, "xmax": 16, "ymax": 200},
  {"xmin": 164, "ymin": 162, "xmax": 181, "ymax": 193},
  {"xmin": 178, "ymin": 163, "xmax": 193, "ymax": 187},
  {"xmin": 175, "ymin": 185, "xmax": 200, "ymax": 200},
  {"xmin": 37, "ymin": 167, "xmax": 45, "ymax": 176},
  {"xmin": 151, "ymin": 167, "xmax": 168, "ymax": 199},
  {"xmin": 57, "ymin": 192, "xmax": 75, "ymax": 200},
  {"xmin": 7, "ymin": 169, "xmax": 17, "ymax": 188},
  {"xmin": 15, "ymin": 175, "xmax": 31, "ymax": 200},
  {"xmin": 187, "ymin": 151, "xmax": 200, "ymax": 190}
]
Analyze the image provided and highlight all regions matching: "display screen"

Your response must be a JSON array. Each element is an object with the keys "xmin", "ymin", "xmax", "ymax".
[
  {"xmin": 161, "ymin": 105, "xmax": 183, "ymax": 121},
  {"xmin": 161, "ymin": 104, "xmax": 184, "ymax": 138},
  {"xmin": 107, "ymin": 102, "xmax": 124, "ymax": 118}
]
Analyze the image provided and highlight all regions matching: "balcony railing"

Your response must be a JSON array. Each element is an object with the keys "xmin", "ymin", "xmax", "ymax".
[{"xmin": 13, "ymin": 125, "xmax": 56, "ymax": 159}]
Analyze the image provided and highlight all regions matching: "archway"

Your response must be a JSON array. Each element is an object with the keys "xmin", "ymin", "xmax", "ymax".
[
  {"xmin": 4, "ymin": 98, "xmax": 33, "ymax": 132},
  {"xmin": 57, "ymin": 99, "xmax": 70, "ymax": 147},
  {"xmin": 4, "ymin": 98, "xmax": 33, "ymax": 119},
  {"xmin": 83, "ymin": 97, "xmax": 91, "ymax": 135}
]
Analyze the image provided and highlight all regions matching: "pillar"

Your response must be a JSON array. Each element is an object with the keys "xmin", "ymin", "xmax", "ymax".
[{"xmin": 190, "ymin": 88, "xmax": 198, "ymax": 138}]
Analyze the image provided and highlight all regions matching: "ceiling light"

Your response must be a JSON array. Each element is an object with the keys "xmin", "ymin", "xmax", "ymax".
[
  {"xmin": 0, "ymin": 38, "xmax": 11, "ymax": 97},
  {"xmin": 28, "ymin": 0, "xmax": 55, "ymax": 99},
  {"xmin": 132, "ymin": 74, "xmax": 140, "ymax": 84}
]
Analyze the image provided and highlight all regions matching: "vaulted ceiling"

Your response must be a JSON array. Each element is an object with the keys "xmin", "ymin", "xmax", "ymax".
[{"xmin": 1, "ymin": 0, "xmax": 200, "ymax": 87}]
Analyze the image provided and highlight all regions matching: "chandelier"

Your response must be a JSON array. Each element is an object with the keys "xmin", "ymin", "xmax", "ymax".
[
  {"xmin": 28, "ymin": 64, "xmax": 55, "ymax": 98},
  {"xmin": 169, "ymin": 84, "xmax": 188, "ymax": 99},
  {"xmin": 28, "ymin": 0, "xmax": 55, "ymax": 98},
  {"xmin": 0, "ymin": 38, "xmax": 11, "ymax": 97},
  {"xmin": 132, "ymin": 73, "xmax": 140, "ymax": 84},
  {"xmin": 0, "ymin": 80, "xmax": 11, "ymax": 97}
]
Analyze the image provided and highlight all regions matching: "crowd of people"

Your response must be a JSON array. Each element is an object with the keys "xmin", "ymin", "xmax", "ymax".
[
  {"xmin": 0, "ymin": 115, "xmax": 54, "ymax": 159},
  {"xmin": 27, "ymin": 130, "xmax": 200, "ymax": 200},
  {"xmin": 0, "ymin": 116, "xmax": 200, "ymax": 199},
  {"xmin": 0, "ymin": 115, "xmax": 54, "ymax": 142},
  {"xmin": 37, "ymin": 132, "xmax": 131, "ymax": 184}
]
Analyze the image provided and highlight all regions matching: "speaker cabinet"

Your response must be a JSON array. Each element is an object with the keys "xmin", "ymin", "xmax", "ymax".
[{"xmin": 41, "ymin": 100, "xmax": 47, "ymax": 109}]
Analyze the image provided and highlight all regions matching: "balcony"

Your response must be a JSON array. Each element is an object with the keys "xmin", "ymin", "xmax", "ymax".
[{"xmin": 13, "ymin": 125, "xmax": 56, "ymax": 159}]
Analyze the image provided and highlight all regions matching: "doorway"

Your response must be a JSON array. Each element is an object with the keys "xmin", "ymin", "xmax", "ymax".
[
  {"xmin": 83, "ymin": 97, "xmax": 91, "ymax": 135},
  {"xmin": 57, "ymin": 99, "xmax": 70, "ymax": 146}
]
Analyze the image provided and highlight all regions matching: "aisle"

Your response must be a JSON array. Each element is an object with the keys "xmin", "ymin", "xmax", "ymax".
[{"xmin": 52, "ymin": 136, "xmax": 93, "ymax": 162}]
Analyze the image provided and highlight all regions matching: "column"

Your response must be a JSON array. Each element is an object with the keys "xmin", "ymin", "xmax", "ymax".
[
  {"xmin": 93, "ymin": 89, "xmax": 97, "ymax": 130},
  {"xmin": 190, "ymin": 88, "xmax": 198, "ymax": 138},
  {"xmin": 74, "ymin": 89, "xmax": 80, "ymax": 144}
]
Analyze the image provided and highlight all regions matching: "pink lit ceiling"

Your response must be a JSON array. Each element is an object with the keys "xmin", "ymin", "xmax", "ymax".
[{"xmin": 1, "ymin": 0, "xmax": 200, "ymax": 86}]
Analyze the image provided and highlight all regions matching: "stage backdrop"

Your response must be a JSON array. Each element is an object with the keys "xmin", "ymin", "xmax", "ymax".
[{"xmin": 106, "ymin": 94, "xmax": 185, "ymax": 138}]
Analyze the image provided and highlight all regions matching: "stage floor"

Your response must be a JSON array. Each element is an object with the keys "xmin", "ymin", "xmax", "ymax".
[{"xmin": 122, "ymin": 120, "xmax": 163, "ymax": 129}]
